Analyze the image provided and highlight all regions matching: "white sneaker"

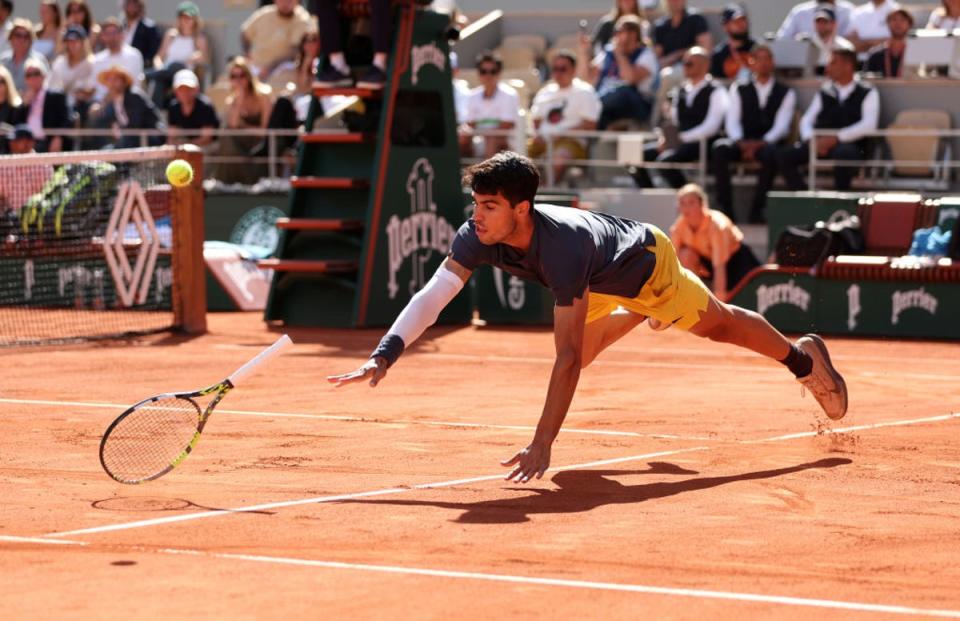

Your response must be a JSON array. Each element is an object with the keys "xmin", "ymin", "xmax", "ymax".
[{"xmin": 796, "ymin": 334, "xmax": 848, "ymax": 420}]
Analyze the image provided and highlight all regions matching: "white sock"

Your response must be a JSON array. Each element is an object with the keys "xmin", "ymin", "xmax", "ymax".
[
  {"xmin": 329, "ymin": 52, "xmax": 349, "ymax": 73},
  {"xmin": 373, "ymin": 53, "xmax": 387, "ymax": 71}
]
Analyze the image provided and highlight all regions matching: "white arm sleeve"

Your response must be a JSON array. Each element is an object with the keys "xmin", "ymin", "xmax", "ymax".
[{"xmin": 387, "ymin": 266, "xmax": 465, "ymax": 348}]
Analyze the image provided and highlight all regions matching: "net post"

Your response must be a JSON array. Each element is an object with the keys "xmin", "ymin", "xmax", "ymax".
[{"xmin": 173, "ymin": 145, "xmax": 207, "ymax": 334}]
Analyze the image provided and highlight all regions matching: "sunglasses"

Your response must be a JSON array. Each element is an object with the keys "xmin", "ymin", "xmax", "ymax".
[
  {"xmin": 478, "ymin": 67, "xmax": 500, "ymax": 76},
  {"xmin": 11, "ymin": 32, "xmax": 30, "ymax": 39},
  {"xmin": 25, "ymin": 71, "xmax": 44, "ymax": 78},
  {"xmin": 683, "ymin": 61, "xmax": 696, "ymax": 68},
  {"xmin": 551, "ymin": 64, "xmax": 572, "ymax": 73},
  {"xmin": 229, "ymin": 73, "xmax": 247, "ymax": 80}
]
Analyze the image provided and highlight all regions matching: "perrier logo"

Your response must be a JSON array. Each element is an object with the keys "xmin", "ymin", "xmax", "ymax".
[{"xmin": 385, "ymin": 158, "xmax": 456, "ymax": 299}]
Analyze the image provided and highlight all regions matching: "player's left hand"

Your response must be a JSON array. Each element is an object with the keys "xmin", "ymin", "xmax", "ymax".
[{"xmin": 501, "ymin": 441, "xmax": 551, "ymax": 483}]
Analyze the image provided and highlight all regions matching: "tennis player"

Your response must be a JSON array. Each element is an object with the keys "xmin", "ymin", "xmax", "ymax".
[{"xmin": 329, "ymin": 152, "xmax": 847, "ymax": 483}]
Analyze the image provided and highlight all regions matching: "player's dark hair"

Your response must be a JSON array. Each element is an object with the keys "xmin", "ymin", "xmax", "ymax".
[
  {"xmin": 463, "ymin": 152, "xmax": 540, "ymax": 208},
  {"xmin": 0, "ymin": 1, "xmax": 13, "ymax": 14},
  {"xmin": 475, "ymin": 50, "xmax": 503, "ymax": 72}
]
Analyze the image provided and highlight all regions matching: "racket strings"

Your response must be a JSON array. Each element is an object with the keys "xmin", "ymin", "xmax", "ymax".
[{"xmin": 101, "ymin": 397, "xmax": 202, "ymax": 482}]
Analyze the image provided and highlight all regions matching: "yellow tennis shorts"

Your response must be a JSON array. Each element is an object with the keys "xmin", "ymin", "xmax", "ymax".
[{"xmin": 586, "ymin": 226, "xmax": 711, "ymax": 331}]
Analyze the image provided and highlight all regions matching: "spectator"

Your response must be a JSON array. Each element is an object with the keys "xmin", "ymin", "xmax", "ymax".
[
  {"xmin": 49, "ymin": 25, "xmax": 95, "ymax": 122},
  {"xmin": 592, "ymin": 0, "xmax": 647, "ymax": 54},
  {"xmin": 0, "ymin": 64, "xmax": 25, "ymax": 153},
  {"xmin": 653, "ymin": 0, "xmax": 712, "ymax": 71},
  {"xmin": 710, "ymin": 4, "xmax": 755, "ymax": 81},
  {"xmin": 91, "ymin": 64, "xmax": 162, "ymax": 149},
  {"xmin": 121, "ymin": 0, "xmax": 162, "ymax": 68},
  {"xmin": 92, "ymin": 17, "xmax": 144, "ymax": 101},
  {"xmin": 528, "ymin": 50, "xmax": 601, "ymax": 183},
  {"xmin": 864, "ymin": 8, "xmax": 913, "ymax": 77},
  {"xmin": 777, "ymin": 48, "xmax": 879, "ymax": 191},
  {"xmin": 927, "ymin": 0, "xmax": 960, "ymax": 30},
  {"xmin": 582, "ymin": 15, "xmax": 657, "ymax": 129},
  {"xmin": 810, "ymin": 6, "xmax": 854, "ymax": 71},
  {"xmin": 21, "ymin": 58, "xmax": 72, "ymax": 152},
  {"xmin": 777, "ymin": 0, "xmax": 855, "ymax": 40},
  {"xmin": 33, "ymin": 0, "xmax": 61, "ymax": 63},
  {"xmin": 632, "ymin": 47, "xmax": 728, "ymax": 189},
  {"xmin": 462, "ymin": 51, "xmax": 519, "ymax": 158},
  {"xmin": 0, "ymin": 126, "xmax": 50, "ymax": 215},
  {"xmin": 64, "ymin": 1, "xmax": 101, "ymax": 53},
  {"xmin": 0, "ymin": 1, "xmax": 12, "ymax": 58},
  {"xmin": 669, "ymin": 183, "xmax": 760, "ymax": 303},
  {"xmin": 216, "ymin": 57, "xmax": 272, "ymax": 184},
  {"xmin": 167, "ymin": 69, "xmax": 218, "ymax": 148},
  {"xmin": 450, "ymin": 52, "xmax": 471, "ymax": 126},
  {"xmin": 147, "ymin": 2, "xmax": 209, "ymax": 109},
  {"xmin": 242, "ymin": 0, "xmax": 317, "ymax": 82},
  {"xmin": 1, "ymin": 19, "xmax": 50, "ymax": 92},
  {"xmin": 848, "ymin": 0, "xmax": 901, "ymax": 53},
  {"xmin": 269, "ymin": 31, "xmax": 321, "ymax": 96},
  {"xmin": 711, "ymin": 45, "xmax": 796, "ymax": 223},
  {"xmin": 315, "ymin": 0, "xmax": 389, "ymax": 89}
]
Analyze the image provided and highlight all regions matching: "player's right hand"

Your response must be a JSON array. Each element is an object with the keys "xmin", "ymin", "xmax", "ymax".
[{"xmin": 327, "ymin": 357, "xmax": 388, "ymax": 388}]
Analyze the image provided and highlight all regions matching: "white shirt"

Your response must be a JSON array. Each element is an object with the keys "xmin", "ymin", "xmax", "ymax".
[
  {"xmin": 592, "ymin": 46, "xmax": 659, "ymax": 96},
  {"xmin": 850, "ymin": 0, "xmax": 900, "ymax": 41},
  {"xmin": 777, "ymin": 1, "xmax": 856, "ymax": 39},
  {"xmin": 124, "ymin": 19, "xmax": 140, "ymax": 46},
  {"xmin": 49, "ymin": 55, "xmax": 96, "ymax": 102},
  {"xmin": 800, "ymin": 79, "xmax": 880, "ymax": 143},
  {"xmin": 671, "ymin": 78, "xmax": 729, "ymax": 143},
  {"xmin": 464, "ymin": 82, "xmax": 520, "ymax": 129},
  {"xmin": 92, "ymin": 45, "xmax": 145, "ymax": 100},
  {"xmin": 530, "ymin": 78, "xmax": 601, "ymax": 144},
  {"xmin": 725, "ymin": 79, "xmax": 797, "ymax": 144},
  {"xmin": 812, "ymin": 33, "xmax": 855, "ymax": 65},
  {"xmin": 452, "ymin": 78, "xmax": 471, "ymax": 124},
  {"xmin": 0, "ymin": 18, "xmax": 11, "ymax": 57},
  {"xmin": 27, "ymin": 88, "xmax": 46, "ymax": 139},
  {"xmin": 926, "ymin": 10, "xmax": 960, "ymax": 31}
]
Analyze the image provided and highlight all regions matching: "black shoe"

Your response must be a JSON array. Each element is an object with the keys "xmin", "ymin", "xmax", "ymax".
[
  {"xmin": 356, "ymin": 66, "xmax": 386, "ymax": 90},
  {"xmin": 316, "ymin": 66, "xmax": 352, "ymax": 88}
]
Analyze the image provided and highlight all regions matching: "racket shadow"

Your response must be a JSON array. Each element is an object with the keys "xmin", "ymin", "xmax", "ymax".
[
  {"xmin": 337, "ymin": 458, "xmax": 852, "ymax": 524},
  {"xmin": 91, "ymin": 496, "xmax": 275, "ymax": 515}
]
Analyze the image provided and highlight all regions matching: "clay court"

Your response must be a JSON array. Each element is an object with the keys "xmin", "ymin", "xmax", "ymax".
[{"xmin": 2, "ymin": 312, "xmax": 959, "ymax": 619}]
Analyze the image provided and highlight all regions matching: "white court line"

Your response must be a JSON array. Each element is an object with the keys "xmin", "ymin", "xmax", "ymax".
[
  {"xmin": 0, "ymin": 397, "xmax": 707, "ymax": 440},
  {"xmin": 48, "ymin": 447, "xmax": 711, "ymax": 538},
  {"xmin": 46, "ymin": 410, "xmax": 960, "ymax": 538},
  {"xmin": 425, "ymin": 352, "xmax": 960, "ymax": 381},
  {"xmin": 3, "ymin": 535, "xmax": 959, "ymax": 618}
]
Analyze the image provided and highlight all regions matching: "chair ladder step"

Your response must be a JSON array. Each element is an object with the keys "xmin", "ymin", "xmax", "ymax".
[
  {"xmin": 275, "ymin": 218, "xmax": 365, "ymax": 232},
  {"xmin": 290, "ymin": 176, "xmax": 368, "ymax": 190},
  {"xmin": 258, "ymin": 259, "xmax": 360, "ymax": 274}
]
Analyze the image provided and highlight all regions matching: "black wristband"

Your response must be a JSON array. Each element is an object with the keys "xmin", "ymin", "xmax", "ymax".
[{"xmin": 371, "ymin": 333, "xmax": 405, "ymax": 368}]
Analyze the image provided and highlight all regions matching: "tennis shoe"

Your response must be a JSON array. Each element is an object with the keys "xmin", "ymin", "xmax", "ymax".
[
  {"xmin": 316, "ymin": 66, "xmax": 353, "ymax": 87},
  {"xmin": 796, "ymin": 334, "xmax": 847, "ymax": 420}
]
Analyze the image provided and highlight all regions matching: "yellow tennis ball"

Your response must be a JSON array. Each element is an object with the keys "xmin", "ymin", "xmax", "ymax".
[{"xmin": 166, "ymin": 159, "xmax": 194, "ymax": 187}]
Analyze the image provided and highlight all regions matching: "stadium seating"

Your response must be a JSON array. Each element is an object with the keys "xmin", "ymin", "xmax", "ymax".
[{"xmin": 883, "ymin": 109, "xmax": 952, "ymax": 178}]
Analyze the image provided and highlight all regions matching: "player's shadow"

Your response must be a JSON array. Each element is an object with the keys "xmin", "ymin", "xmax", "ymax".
[{"xmin": 341, "ymin": 458, "xmax": 851, "ymax": 524}]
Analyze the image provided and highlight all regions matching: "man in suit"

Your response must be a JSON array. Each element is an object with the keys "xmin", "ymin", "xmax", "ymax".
[
  {"xmin": 632, "ymin": 46, "xmax": 728, "ymax": 189},
  {"xmin": 121, "ymin": 0, "xmax": 162, "ymax": 67},
  {"xmin": 92, "ymin": 64, "xmax": 163, "ymax": 149},
  {"xmin": 20, "ymin": 59, "xmax": 72, "ymax": 152},
  {"xmin": 777, "ymin": 47, "xmax": 879, "ymax": 191},
  {"xmin": 711, "ymin": 45, "xmax": 796, "ymax": 223}
]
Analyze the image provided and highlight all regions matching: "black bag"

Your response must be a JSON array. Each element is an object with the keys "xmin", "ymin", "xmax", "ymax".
[{"xmin": 774, "ymin": 213, "xmax": 864, "ymax": 267}]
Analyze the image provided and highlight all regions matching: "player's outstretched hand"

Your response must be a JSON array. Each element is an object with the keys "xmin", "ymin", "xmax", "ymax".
[
  {"xmin": 501, "ymin": 441, "xmax": 551, "ymax": 484},
  {"xmin": 327, "ymin": 357, "xmax": 388, "ymax": 388}
]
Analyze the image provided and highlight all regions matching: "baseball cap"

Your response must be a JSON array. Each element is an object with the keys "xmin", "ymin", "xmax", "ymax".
[
  {"xmin": 814, "ymin": 5, "xmax": 836, "ymax": 21},
  {"xmin": 6, "ymin": 124, "xmax": 34, "ymax": 142},
  {"xmin": 722, "ymin": 4, "xmax": 747, "ymax": 23},
  {"xmin": 172, "ymin": 69, "xmax": 199, "ymax": 89},
  {"xmin": 176, "ymin": 1, "xmax": 200, "ymax": 17},
  {"xmin": 63, "ymin": 25, "xmax": 87, "ymax": 41}
]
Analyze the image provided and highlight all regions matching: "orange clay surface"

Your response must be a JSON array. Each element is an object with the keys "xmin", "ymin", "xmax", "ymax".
[{"xmin": 1, "ymin": 312, "xmax": 959, "ymax": 620}]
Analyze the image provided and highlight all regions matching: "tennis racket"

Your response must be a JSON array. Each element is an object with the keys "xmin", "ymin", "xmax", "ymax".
[{"xmin": 99, "ymin": 334, "xmax": 294, "ymax": 484}]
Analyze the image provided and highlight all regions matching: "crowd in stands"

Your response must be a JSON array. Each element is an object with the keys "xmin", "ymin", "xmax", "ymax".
[
  {"xmin": 457, "ymin": 0, "xmax": 960, "ymax": 223},
  {"xmin": 0, "ymin": 0, "xmax": 958, "ymax": 207}
]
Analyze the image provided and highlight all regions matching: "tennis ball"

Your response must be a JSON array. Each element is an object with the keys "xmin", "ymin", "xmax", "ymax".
[{"xmin": 166, "ymin": 159, "xmax": 194, "ymax": 187}]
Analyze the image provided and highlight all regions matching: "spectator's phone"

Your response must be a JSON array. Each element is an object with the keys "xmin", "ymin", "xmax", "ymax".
[{"xmin": 579, "ymin": 19, "xmax": 588, "ymax": 34}]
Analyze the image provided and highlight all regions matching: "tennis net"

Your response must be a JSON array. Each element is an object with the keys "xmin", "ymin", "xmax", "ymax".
[{"xmin": 0, "ymin": 145, "xmax": 206, "ymax": 346}]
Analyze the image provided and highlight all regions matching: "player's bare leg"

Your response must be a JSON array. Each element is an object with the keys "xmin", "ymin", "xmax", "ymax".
[
  {"xmin": 581, "ymin": 309, "xmax": 646, "ymax": 368},
  {"xmin": 689, "ymin": 293, "xmax": 848, "ymax": 419}
]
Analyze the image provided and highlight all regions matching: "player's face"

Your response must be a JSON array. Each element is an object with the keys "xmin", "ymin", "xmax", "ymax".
[
  {"xmin": 472, "ymin": 192, "xmax": 522, "ymax": 245},
  {"xmin": 678, "ymin": 193, "xmax": 705, "ymax": 227}
]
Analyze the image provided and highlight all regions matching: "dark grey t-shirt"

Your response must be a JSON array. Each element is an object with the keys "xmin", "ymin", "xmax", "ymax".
[{"xmin": 450, "ymin": 204, "xmax": 658, "ymax": 306}]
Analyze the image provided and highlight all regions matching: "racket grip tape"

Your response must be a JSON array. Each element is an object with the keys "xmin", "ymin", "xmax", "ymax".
[{"xmin": 227, "ymin": 334, "xmax": 294, "ymax": 386}]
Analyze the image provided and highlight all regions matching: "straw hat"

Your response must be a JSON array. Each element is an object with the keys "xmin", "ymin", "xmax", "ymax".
[{"xmin": 98, "ymin": 64, "xmax": 134, "ymax": 89}]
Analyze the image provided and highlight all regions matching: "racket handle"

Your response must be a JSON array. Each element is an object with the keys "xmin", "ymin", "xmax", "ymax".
[{"xmin": 227, "ymin": 334, "xmax": 294, "ymax": 386}]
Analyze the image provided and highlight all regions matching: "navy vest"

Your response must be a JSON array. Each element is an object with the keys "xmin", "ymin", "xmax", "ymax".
[
  {"xmin": 737, "ymin": 80, "xmax": 789, "ymax": 141},
  {"xmin": 815, "ymin": 82, "xmax": 872, "ymax": 131},
  {"xmin": 676, "ymin": 80, "xmax": 717, "ymax": 132}
]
